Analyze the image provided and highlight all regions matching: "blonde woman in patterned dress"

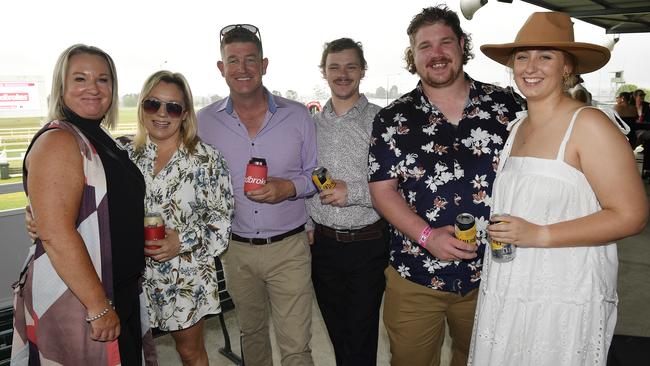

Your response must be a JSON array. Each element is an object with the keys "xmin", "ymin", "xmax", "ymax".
[{"xmin": 127, "ymin": 71, "xmax": 234, "ymax": 366}]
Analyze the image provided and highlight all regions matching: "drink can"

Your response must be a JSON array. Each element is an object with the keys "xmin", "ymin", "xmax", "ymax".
[
  {"xmin": 455, "ymin": 213, "xmax": 476, "ymax": 246},
  {"xmin": 144, "ymin": 212, "xmax": 165, "ymax": 249},
  {"xmin": 489, "ymin": 217, "xmax": 516, "ymax": 263},
  {"xmin": 244, "ymin": 157, "xmax": 267, "ymax": 193},
  {"xmin": 311, "ymin": 166, "xmax": 336, "ymax": 191}
]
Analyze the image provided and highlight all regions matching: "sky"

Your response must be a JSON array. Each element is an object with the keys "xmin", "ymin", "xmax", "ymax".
[{"xmin": 2, "ymin": 0, "xmax": 649, "ymax": 104}]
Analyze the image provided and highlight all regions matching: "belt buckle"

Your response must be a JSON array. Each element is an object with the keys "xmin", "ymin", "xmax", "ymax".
[{"xmin": 335, "ymin": 229, "xmax": 354, "ymax": 242}]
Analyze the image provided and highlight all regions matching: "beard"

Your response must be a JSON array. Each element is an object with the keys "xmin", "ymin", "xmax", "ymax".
[{"xmin": 418, "ymin": 57, "xmax": 463, "ymax": 89}]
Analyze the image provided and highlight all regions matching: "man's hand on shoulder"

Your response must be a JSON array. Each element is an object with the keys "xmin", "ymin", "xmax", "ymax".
[{"xmin": 245, "ymin": 177, "xmax": 296, "ymax": 204}]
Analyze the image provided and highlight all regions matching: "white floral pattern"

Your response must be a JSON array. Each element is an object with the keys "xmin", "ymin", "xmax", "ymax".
[
  {"xmin": 368, "ymin": 77, "xmax": 524, "ymax": 294},
  {"xmin": 125, "ymin": 138, "xmax": 234, "ymax": 331}
]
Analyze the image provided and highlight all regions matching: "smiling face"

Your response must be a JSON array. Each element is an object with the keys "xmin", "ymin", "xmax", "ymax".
[
  {"xmin": 63, "ymin": 53, "xmax": 113, "ymax": 119},
  {"xmin": 218, "ymin": 41, "xmax": 268, "ymax": 98},
  {"xmin": 412, "ymin": 22, "xmax": 465, "ymax": 89},
  {"xmin": 322, "ymin": 48, "xmax": 364, "ymax": 102},
  {"xmin": 512, "ymin": 49, "xmax": 571, "ymax": 101},
  {"xmin": 141, "ymin": 81, "xmax": 187, "ymax": 145}
]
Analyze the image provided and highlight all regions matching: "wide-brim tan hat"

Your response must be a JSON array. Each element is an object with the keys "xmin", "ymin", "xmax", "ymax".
[{"xmin": 480, "ymin": 12, "xmax": 610, "ymax": 74}]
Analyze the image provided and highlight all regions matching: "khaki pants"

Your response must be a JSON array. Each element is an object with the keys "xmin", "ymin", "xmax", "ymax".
[
  {"xmin": 223, "ymin": 232, "xmax": 314, "ymax": 366},
  {"xmin": 383, "ymin": 266, "xmax": 478, "ymax": 366}
]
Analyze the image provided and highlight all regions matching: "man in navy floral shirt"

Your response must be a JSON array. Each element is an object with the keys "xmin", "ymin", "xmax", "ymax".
[{"xmin": 368, "ymin": 5, "xmax": 523, "ymax": 366}]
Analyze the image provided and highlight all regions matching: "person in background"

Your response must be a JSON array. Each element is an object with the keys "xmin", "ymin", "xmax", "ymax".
[
  {"xmin": 197, "ymin": 24, "xmax": 317, "ymax": 366},
  {"xmin": 470, "ymin": 12, "xmax": 648, "ymax": 365},
  {"xmin": 306, "ymin": 37, "xmax": 389, "ymax": 366},
  {"xmin": 367, "ymin": 6, "xmax": 523, "ymax": 366},
  {"xmin": 126, "ymin": 70, "xmax": 234, "ymax": 366},
  {"xmin": 569, "ymin": 75, "xmax": 592, "ymax": 105},
  {"xmin": 634, "ymin": 89, "xmax": 649, "ymax": 123},
  {"xmin": 615, "ymin": 91, "xmax": 638, "ymax": 147},
  {"xmin": 633, "ymin": 89, "xmax": 650, "ymax": 178},
  {"xmin": 12, "ymin": 44, "xmax": 155, "ymax": 366}
]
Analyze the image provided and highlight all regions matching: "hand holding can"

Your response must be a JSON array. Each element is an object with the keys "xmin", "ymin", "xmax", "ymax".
[
  {"xmin": 244, "ymin": 157, "xmax": 268, "ymax": 193},
  {"xmin": 312, "ymin": 166, "xmax": 336, "ymax": 191},
  {"xmin": 144, "ymin": 212, "xmax": 165, "ymax": 250},
  {"xmin": 489, "ymin": 214, "xmax": 516, "ymax": 263}
]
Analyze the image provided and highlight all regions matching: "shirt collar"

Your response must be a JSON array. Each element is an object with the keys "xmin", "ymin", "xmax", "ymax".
[
  {"xmin": 143, "ymin": 134, "xmax": 187, "ymax": 160},
  {"xmin": 323, "ymin": 94, "xmax": 369, "ymax": 117},
  {"xmin": 414, "ymin": 73, "xmax": 479, "ymax": 110},
  {"xmin": 224, "ymin": 87, "xmax": 278, "ymax": 115}
]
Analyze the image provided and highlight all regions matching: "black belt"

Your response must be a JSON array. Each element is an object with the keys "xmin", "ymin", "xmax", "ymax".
[
  {"xmin": 231, "ymin": 226, "xmax": 305, "ymax": 245},
  {"xmin": 315, "ymin": 219, "xmax": 386, "ymax": 243}
]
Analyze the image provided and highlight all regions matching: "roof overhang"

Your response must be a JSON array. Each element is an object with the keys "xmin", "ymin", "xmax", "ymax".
[{"xmin": 520, "ymin": 0, "xmax": 650, "ymax": 33}]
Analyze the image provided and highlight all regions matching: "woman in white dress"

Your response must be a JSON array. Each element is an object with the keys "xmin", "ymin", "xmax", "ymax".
[{"xmin": 468, "ymin": 12, "xmax": 648, "ymax": 366}]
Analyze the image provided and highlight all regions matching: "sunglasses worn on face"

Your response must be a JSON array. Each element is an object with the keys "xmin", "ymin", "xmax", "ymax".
[
  {"xmin": 219, "ymin": 24, "xmax": 261, "ymax": 43},
  {"xmin": 142, "ymin": 99, "xmax": 184, "ymax": 118}
]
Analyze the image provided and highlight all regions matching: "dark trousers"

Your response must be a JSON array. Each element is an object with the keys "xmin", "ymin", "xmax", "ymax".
[
  {"xmin": 115, "ymin": 278, "xmax": 143, "ymax": 366},
  {"xmin": 311, "ymin": 227, "xmax": 389, "ymax": 366}
]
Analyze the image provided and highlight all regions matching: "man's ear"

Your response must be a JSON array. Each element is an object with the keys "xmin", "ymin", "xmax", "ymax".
[{"xmin": 217, "ymin": 61, "xmax": 225, "ymax": 77}]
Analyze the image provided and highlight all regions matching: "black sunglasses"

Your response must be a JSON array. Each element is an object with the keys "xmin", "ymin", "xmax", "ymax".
[
  {"xmin": 142, "ymin": 98, "xmax": 184, "ymax": 118},
  {"xmin": 219, "ymin": 24, "xmax": 261, "ymax": 43}
]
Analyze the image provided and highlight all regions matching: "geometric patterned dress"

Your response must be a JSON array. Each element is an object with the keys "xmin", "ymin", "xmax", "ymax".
[{"xmin": 11, "ymin": 120, "xmax": 157, "ymax": 365}]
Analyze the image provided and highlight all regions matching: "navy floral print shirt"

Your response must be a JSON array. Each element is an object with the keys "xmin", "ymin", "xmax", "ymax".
[{"xmin": 368, "ymin": 75, "xmax": 524, "ymax": 295}]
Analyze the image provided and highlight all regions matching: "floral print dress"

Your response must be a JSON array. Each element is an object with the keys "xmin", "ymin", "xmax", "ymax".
[{"xmin": 125, "ymin": 138, "xmax": 234, "ymax": 331}]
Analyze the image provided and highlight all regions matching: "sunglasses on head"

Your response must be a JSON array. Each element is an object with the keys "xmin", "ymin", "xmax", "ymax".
[
  {"xmin": 219, "ymin": 24, "xmax": 261, "ymax": 43},
  {"xmin": 142, "ymin": 98, "xmax": 184, "ymax": 118}
]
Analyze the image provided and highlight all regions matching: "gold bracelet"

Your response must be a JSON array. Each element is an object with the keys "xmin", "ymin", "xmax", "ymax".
[{"xmin": 85, "ymin": 300, "xmax": 114, "ymax": 322}]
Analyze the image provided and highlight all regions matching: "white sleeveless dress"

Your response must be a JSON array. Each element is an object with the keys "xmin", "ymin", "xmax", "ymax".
[{"xmin": 468, "ymin": 107, "xmax": 618, "ymax": 366}]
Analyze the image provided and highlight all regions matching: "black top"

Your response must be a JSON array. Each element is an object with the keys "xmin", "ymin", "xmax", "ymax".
[{"xmin": 60, "ymin": 108, "xmax": 146, "ymax": 287}]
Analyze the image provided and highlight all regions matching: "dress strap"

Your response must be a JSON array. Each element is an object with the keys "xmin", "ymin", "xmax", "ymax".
[
  {"xmin": 496, "ymin": 110, "xmax": 527, "ymax": 173},
  {"xmin": 556, "ymin": 106, "xmax": 592, "ymax": 161}
]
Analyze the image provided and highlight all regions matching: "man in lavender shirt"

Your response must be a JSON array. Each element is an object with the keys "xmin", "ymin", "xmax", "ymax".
[{"xmin": 197, "ymin": 24, "xmax": 317, "ymax": 366}]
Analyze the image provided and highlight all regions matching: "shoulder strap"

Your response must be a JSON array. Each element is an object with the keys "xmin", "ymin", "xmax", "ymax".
[
  {"xmin": 556, "ymin": 106, "xmax": 592, "ymax": 161},
  {"xmin": 496, "ymin": 110, "xmax": 527, "ymax": 173}
]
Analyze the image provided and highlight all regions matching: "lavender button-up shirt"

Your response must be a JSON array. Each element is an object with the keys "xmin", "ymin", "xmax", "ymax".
[{"xmin": 197, "ymin": 89, "xmax": 317, "ymax": 238}]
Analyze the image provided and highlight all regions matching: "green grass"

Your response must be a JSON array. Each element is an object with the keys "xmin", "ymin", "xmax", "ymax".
[
  {"xmin": 0, "ymin": 117, "xmax": 43, "ymax": 129},
  {"xmin": 0, "ymin": 192, "xmax": 28, "ymax": 211},
  {"xmin": 0, "ymin": 177, "xmax": 22, "ymax": 184}
]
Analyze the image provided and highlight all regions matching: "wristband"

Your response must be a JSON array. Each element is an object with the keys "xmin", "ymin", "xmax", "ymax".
[
  {"xmin": 418, "ymin": 226, "xmax": 433, "ymax": 248},
  {"xmin": 85, "ymin": 300, "xmax": 114, "ymax": 322}
]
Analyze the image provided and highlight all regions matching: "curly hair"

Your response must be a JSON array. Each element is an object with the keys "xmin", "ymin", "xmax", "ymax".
[{"xmin": 404, "ymin": 5, "xmax": 474, "ymax": 74}]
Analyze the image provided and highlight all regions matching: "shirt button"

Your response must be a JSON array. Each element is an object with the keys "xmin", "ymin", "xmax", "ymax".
[{"xmin": 255, "ymin": 210, "xmax": 258, "ymax": 214}]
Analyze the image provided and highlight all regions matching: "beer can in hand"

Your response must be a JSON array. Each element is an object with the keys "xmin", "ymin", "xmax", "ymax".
[
  {"xmin": 312, "ymin": 166, "xmax": 336, "ymax": 191},
  {"xmin": 489, "ymin": 216, "xmax": 516, "ymax": 263},
  {"xmin": 144, "ymin": 212, "xmax": 165, "ymax": 249},
  {"xmin": 244, "ymin": 157, "xmax": 267, "ymax": 193},
  {"xmin": 455, "ymin": 213, "xmax": 476, "ymax": 246}
]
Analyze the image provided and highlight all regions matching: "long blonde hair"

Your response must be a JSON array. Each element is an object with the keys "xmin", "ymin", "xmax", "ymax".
[
  {"xmin": 133, "ymin": 71, "xmax": 199, "ymax": 154},
  {"xmin": 48, "ymin": 44, "xmax": 119, "ymax": 128}
]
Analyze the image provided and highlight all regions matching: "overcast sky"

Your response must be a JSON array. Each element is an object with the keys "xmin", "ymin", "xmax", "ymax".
[{"xmin": 2, "ymin": 0, "xmax": 649, "ymax": 103}]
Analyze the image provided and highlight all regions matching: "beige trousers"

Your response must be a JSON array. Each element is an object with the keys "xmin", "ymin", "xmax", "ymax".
[
  {"xmin": 223, "ymin": 232, "xmax": 314, "ymax": 366},
  {"xmin": 383, "ymin": 266, "xmax": 478, "ymax": 366}
]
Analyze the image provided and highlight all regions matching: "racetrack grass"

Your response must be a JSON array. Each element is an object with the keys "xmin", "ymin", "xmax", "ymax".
[
  {"xmin": 0, "ymin": 177, "xmax": 22, "ymax": 184},
  {"xmin": 0, "ymin": 192, "xmax": 28, "ymax": 211}
]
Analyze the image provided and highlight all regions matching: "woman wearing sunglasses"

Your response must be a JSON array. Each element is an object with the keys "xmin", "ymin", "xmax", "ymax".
[{"xmin": 125, "ymin": 70, "xmax": 234, "ymax": 365}]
